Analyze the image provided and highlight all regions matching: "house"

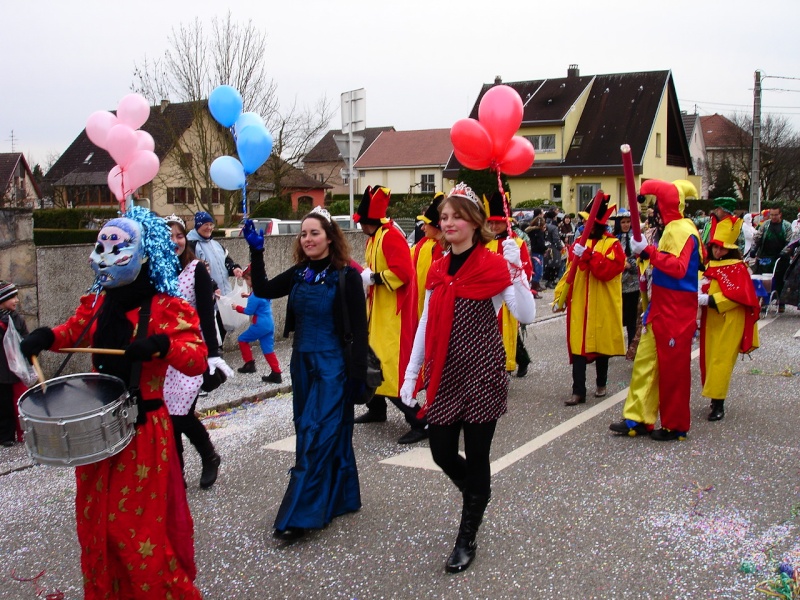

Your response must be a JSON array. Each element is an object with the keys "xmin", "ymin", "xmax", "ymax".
[
  {"xmin": 353, "ymin": 129, "xmax": 453, "ymax": 195},
  {"xmin": 0, "ymin": 153, "xmax": 41, "ymax": 209},
  {"xmin": 681, "ymin": 111, "xmax": 709, "ymax": 197},
  {"xmin": 443, "ymin": 66, "xmax": 698, "ymax": 213},
  {"xmin": 699, "ymin": 113, "xmax": 751, "ymax": 198},
  {"xmin": 45, "ymin": 100, "xmax": 329, "ymax": 223},
  {"xmin": 303, "ymin": 126, "xmax": 394, "ymax": 196}
]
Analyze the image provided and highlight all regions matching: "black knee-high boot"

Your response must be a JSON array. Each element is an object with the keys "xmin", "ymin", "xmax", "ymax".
[{"xmin": 445, "ymin": 491, "xmax": 490, "ymax": 573}]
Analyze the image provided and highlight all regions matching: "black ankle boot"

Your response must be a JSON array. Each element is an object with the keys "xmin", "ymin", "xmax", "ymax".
[
  {"xmin": 445, "ymin": 492, "xmax": 490, "ymax": 573},
  {"xmin": 237, "ymin": 360, "xmax": 256, "ymax": 374},
  {"xmin": 708, "ymin": 399, "xmax": 725, "ymax": 421},
  {"xmin": 200, "ymin": 452, "xmax": 221, "ymax": 489}
]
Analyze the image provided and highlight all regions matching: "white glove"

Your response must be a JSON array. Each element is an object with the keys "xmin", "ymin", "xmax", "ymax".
[
  {"xmin": 698, "ymin": 293, "xmax": 709, "ymax": 307},
  {"xmin": 208, "ymin": 356, "xmax": 234, "ymax": 378},
  {"xmin": 573, "ymin": 243, "xmax": 587, "ymax": 258},
  {"xmin": 630, "ymin": 236, "xmax": 648, "ymax": 256},
  {"xmin": 502, "ymin": 238, "xmax": 522, "ymax": 267},
  {"xmin": 400, "ymin": 378, "xmax": 417, "ymax": 407},
  {"xmin": 361, "ymin": 268, "xmax": 374, "ymax": 286}
]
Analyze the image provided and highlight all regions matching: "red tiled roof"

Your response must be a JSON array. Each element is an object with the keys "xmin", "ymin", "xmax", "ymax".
[
  {"xmin": 354, "ymin": 129, "xmax": 452, "ymax": 169},
  {"xmin": 699, "ymin": 114, "xmax": 750, "ymax": 149},
  {"xmin": 304, "ymin": 126, "xmax": 394, "ymax": 163}
]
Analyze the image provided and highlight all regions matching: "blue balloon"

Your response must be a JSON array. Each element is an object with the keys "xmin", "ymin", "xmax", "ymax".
[
  {"xmin": 236, "ymin": 125, "xmax": 273, "ymax": 175},
  {"xmin": 234, "ymin": 112, "xmax": 265, "ymax": 135},
  {"xmin": 208, "ymin": 85, "xmax": 243, "ymax": 128},
  {"xmin": 210, "ymin": 156, "xmax": 246, "ymax": 190}
]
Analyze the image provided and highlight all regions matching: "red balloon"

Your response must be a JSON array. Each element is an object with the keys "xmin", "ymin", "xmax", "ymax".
[
  {"xmin": 498, "ymin": 136, "xmax": 535, "ymax": 176},
  {"xmin": 453, "ymin": 148, "xmax": 491, "ymax": 171},
  {"xmin": 478, "ymin": 85, "xmax": 524, "ymax": 160},
  {"xmin": 450, "ymin": 118, "xmax": 492, "ymax": 169}
]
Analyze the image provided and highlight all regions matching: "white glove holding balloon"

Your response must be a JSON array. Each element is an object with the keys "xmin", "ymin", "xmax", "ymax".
[{"xmin": 502, "ymin": 238, "xmax": 522, "ymax": 267}]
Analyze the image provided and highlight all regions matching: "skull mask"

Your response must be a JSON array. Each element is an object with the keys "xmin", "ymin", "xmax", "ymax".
[{"xmin": 90, "ymin": 218, "xmax": 147, "ymax": 289}]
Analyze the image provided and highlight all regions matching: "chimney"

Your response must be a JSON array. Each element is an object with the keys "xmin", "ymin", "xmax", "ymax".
[
  {"xmin": 160, "ymin": 99, "xmax": 170, "ymax": 113},
  {"xmin": 494, "ymin": 75, "xmax": 503, "ymax": 85},
  {"xmin": 567, "ymin": 64, "xmax": 579, "ymax": 78}
]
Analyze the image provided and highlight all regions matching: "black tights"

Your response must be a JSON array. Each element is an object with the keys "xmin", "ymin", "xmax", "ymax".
[
  {"xmin": 571, "ymin": 354, "xmax": 609, "ymax": 398},
  {"xmin": 428, "ymin": 420, "xmax": 497, "ymax": 498},
  {"xmin": 170, "ymin": 397, "xmax": 214, "ymax": 469}
]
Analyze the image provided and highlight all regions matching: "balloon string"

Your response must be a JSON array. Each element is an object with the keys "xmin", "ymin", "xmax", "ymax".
[
  {"xmin": 242, "ymin": 181, "xmax": 247, "ymax": 218},
  {"xmin": 496, "ymin": 168, "xmax": 512, "ymax": 237}
]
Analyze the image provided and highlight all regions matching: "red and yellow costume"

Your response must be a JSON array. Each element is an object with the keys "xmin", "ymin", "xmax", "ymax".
[
  {"xmin": 412, "ymin": 237, "xmax": 445, "ymax": 317},
  {"xmin": 621, "ymin": 180, "xmax": 704, "ymax": 434},
  {"xmin": 51, "ymin": 292, "xmax": 206, "ymax": 600},
  {"xmin": 554, "ymin": 234, "xmax": 626, "ymax": 359},
  {"xmin": 700, "ymin": 216, "xmax": 760, "ymax": 400}
]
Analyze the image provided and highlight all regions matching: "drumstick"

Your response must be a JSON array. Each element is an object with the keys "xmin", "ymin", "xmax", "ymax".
[
  {"xmin": 31, "ymin": 355, "xmax": 47, "ymax": 392},
  {"xmin": 59, "ymin": 347, "xmax": 159, "ymax": 358},
  {"xmin": 59, "ymin": 347, "xmax": 126, "ymax": 355}
]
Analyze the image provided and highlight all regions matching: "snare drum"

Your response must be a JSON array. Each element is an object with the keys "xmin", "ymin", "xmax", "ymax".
[{"xmin": 17, "ymin": 373, "xmax": 139, "ymax": 467}]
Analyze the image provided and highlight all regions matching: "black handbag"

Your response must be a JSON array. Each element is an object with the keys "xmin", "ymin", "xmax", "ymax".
[{"xmin": 339, "ymin": 268, "xmax": 383, "ymax": 403}]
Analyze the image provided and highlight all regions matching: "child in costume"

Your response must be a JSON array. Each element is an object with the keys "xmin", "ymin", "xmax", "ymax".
[
  {"xmin": 233, "ymin": 266, "xmax": 283, "ymax": 383},
  {"xmin": 554, "ymin": 194, "xmax": 626, "ymax": 405},
  {"xmin": 20, "ymin": 207, "xmax": 206, "ymax": 599},
  {"xmin": 698, "ymin": 215, "xmax": 760, "ymax": 421},
  {"xmin": 0, "ymin": 281, "xmax": 28, "ymax": 447}
]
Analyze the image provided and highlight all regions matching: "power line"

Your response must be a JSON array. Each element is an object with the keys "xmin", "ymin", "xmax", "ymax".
[{"xmin": 680, "ymin": 97, "xmax": 799, "ymax": 109}]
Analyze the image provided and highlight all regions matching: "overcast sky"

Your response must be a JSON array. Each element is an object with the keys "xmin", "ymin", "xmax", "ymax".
[{"xmin": 3, "ymin": 0, "xmax": 799, "ymax": 170}]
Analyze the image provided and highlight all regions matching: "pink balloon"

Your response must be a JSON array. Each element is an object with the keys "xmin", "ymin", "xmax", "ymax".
[
  {"xmin": 454, "ymin": 148, "xmax": 492, "ymax": 171},
  {"xmin": 478, "ymin": 85, "xmax": 524, "ymax": 159},
  {"xmin": 105, "ymin": 124, "xmax": 138, "ymax": 167},
  {"xmin": 450, "ymin": 119, "xmax": 493, "ymax": 169},
  {"xmin": 117, "ymin": 93, "xmax": 151, "ymax": 129},
  {"xmin": 107, "ymin": 166, "xmax": 126, "ymax": 201},
  {"xmin": 86, "ymin": 111, "xmax": 118, "ymax": 149},
  {"xmin": 124, "ymin": 150, "xmax": 160, "ymax": 190},
  {"xmin": 498, "ymin": 136, "xmax": 535, "ymax": 176},
  {"xmin": 135, "ymin": 130, "xmax": 155, "ymax": 152}
]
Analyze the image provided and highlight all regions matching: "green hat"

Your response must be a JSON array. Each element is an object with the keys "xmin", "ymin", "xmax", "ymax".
[{"xmin": 713, "ymin": 197, "xmax": 737, "ymax": 214}]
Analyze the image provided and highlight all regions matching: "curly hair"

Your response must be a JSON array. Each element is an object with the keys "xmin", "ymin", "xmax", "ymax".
[
  {"xmin": 439, "ymin": 195, "xmax": 494, "ymax": 247},
  {"xmin": 292, "ymin": 213, "xmax": 352, "ymax": 269}
]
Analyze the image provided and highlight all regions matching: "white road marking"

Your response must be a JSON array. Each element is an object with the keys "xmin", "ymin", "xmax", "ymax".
[{"xmin": 265, "ymin": 318, "xmax": 777, "ymax": 474}]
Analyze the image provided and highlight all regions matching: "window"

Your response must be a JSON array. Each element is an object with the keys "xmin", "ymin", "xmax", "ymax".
[
  {"xmin": 577, "ymin": 184, "xmax": 600, "ymax": 211},
  {"xmin": 570, "ymin": 135, "xmax": 583, "ymax": 149},
  {"xmin": 551, "ymin": 184, "xmax": 562, "ymax": 202},
  {"xmin": 201, "ymin": 188, "xmax": 221, "ymax": 205},
  {"xmin": 167, "ymin": 187, "xmax": 195, "ymax": 204},
  {"xmin": 525, "ymin": 134, "xmax": 556, "ymax": 153},
  {"xmin": 421, "ymin": 174, "xmax": 435, "ymax": 193},
  {"xmin": 656, "ymin": 133, "xmax": 662, "ymax": 158}
]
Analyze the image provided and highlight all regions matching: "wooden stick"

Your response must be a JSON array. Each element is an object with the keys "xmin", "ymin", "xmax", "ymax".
[
  {"xmin": 59, "ymin": 347, "xmax": 126, "ymax": 355},
  {"xmin": 31, "ymin": 355, "xmax": 47, "ymax": 392}
]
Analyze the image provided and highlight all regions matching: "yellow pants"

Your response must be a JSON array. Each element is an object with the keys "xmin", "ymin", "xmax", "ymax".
[{"xmin": 621, "ymin": 327, "xmax": 660, "ymax": 426}]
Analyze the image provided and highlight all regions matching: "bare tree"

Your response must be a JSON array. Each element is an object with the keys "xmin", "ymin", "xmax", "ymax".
[
  {"xmin": 131, "ymin": 12, "xmax": 330, "ymax": 223},
  {"xmin": 728, "ymin": 112, "xmax": 800, "ymax": 204}
]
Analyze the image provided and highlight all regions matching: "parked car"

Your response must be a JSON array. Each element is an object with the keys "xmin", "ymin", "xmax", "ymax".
[{"xmin": 249, "ymin": 218, "xmax": 304, "ymax": 235}]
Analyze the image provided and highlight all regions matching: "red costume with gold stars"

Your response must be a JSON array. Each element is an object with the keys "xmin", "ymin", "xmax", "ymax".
[{"xmin": 50, "ymin": 292, "xmax": 206, "ymax": 600}]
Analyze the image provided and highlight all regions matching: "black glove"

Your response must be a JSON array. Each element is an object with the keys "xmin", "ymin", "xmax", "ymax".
[
  {"xmin": 124, "ymin": 334, "xmax": 170, "ymax": 362},
  {"xmin": 20, "ymin": 327, "xmax": 55, "ymax": 361}
]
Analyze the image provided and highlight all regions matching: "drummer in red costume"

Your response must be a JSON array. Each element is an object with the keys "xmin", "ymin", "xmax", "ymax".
[
  {"xmin": 610, "ymin": 180, "xmax": 704, "ymax": 441},
  {"xmin": 21, "ymin": 207, "xmax": 206, "ymax": 599}
]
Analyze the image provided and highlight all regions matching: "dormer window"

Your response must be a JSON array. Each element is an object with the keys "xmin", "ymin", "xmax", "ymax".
[
  {"xmin": 571, "ymin": 135, "xmax": 583, "ymax": 149},
  {"xmin": 84, "ymin": 152, "xmax": 94, "ymax": 164}
]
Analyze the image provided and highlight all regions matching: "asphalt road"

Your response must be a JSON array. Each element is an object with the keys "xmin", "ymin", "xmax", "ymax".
[{"xmin": 1, "ymin": 302, "xmax": 799, "ymax": 599}]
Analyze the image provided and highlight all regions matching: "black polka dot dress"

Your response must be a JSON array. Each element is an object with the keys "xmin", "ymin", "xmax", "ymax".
[{"xmin": 424, "ymin": 297, "xmax": 509, "ymax": 425}]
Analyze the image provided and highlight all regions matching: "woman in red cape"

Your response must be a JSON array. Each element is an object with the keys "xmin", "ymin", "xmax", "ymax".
[{"xmin": 399, "ymin": 183, "xmax": 536, "ymax": 574}]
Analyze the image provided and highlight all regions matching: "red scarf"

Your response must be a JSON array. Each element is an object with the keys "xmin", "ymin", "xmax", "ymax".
[
  {"xmin": 420, "ymin": 243, "xmax": 510, "ymax": 417},
  {"xmin": 704, "ymin": 259, "xmax": 760, "ymax": 353}
]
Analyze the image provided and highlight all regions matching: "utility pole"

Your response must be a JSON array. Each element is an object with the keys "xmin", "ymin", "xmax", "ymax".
[{"xmin": 749, "ymin": 70, "xmax": 762, "ymax": 214}]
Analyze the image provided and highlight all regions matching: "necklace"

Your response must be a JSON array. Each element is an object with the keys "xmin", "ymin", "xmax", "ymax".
[{"xmin": 302, "ymin": 264, "xmax": 330, "ymax": 284}]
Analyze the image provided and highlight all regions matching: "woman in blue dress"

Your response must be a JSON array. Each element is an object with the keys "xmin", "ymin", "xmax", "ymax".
[{"xmin": 243, "ymin": 206, "xmax": 368, "ymax": 541}]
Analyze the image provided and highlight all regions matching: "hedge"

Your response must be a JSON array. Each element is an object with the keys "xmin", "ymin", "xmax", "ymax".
[
  {"xmin": 34, "ymin": 229, "xmax": 104, "ymax": 246},
  {"xmin": 34, "ymin": 208, "xmax": 119, "ymax": 230}
]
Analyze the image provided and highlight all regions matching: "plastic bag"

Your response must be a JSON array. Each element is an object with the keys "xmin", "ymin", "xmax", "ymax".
[
  {"xmin": 216, "ymin": 278, "xmax": 250, "ymax": 331},
  {"xmin": 2, "ymin": 317, "xmax": 38, "ymax": 387}
]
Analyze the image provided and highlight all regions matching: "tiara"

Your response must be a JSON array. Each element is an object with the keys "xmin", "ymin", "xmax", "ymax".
[
  {"xmin": 309, "ymin": 205, "xmax": 332, "ymax": 222},
  {"xmin": 447, "ymin": 183, "xmax": 481, "ymax": 208},
  {"xmin": 164, "ymin": 213, "xmax": 185, "ymax": 228}
]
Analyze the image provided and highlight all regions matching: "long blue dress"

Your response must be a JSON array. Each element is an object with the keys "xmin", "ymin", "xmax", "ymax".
[{"xmin": 274, "ymin": 268, "xmax": 361, "ymax": 530}]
